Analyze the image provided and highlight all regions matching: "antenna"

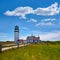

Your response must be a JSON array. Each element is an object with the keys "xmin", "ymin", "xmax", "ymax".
[
  {"xmin": 38, "ymin": 34, "xmax": 39, "ymax": 37},
  {"xmin": 31, "ymin": 34, "xmax": 33, "ymax": 36}
]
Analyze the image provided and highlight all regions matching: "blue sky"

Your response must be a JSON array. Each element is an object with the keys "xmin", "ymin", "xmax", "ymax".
[{"xmin": 0, "ymin": 0, "xmax": 60, "ymax": 41}]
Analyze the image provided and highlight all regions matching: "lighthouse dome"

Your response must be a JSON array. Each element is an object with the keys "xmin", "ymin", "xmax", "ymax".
[{"xmin": 15, "ymin": 25, "xmax": 19, "ymax": 30}]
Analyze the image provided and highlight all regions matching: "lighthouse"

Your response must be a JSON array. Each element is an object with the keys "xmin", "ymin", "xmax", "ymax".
[{"xmin": 14, "ymin": 26, "xmax": 19, "ymax": 44}]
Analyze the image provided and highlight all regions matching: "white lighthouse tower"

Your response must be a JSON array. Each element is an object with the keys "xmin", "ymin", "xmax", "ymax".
[{"xmin": 14, "ymin": 26, "xmax": 19, "ymax": 44}]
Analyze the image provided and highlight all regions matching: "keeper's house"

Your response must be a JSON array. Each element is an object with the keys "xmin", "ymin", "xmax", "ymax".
[{"xmin": 26, "ymin": 35, "xmax": 41, "ymax": 43}]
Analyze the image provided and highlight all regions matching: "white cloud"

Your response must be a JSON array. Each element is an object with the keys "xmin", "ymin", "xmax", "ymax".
[
  {"xmin": 21, "ymin": 27, "xmax": 29, "ymax": 30},
  {"xmin": 34, "ymin": 2, "xmax": 60, "ymax": 16},
  {"xmin": 59, "ymin": 22, "xmax": 60, "ymax": 24},
  {"xmin": 36, "ymin": 22, "xmax": 55, "ymax": 26},
  {"xmin": 27, "ymin": 18, "xmax": 37, "ymax": 23},
  {"xmin": 4, "ymin": 2, "xmax": 60, "ymax": 19},
  {"xmin": 0, "ymin": 33, "xmax": 8, "ymax": 38},
  {"xmin": 0, "ymin": 33, "xmax": 8, "ymax": 41},
  {"xmin": 20, "ymin": 30, "xmax": 60, "ymax": 41},
  {"xmin": 4, "ymin": 6, "xmax": 34, "ymax": 19},
  {"xmin": 20, "ymin": 34, "xmax": 31, "ymax": 40},
  {"xmin": 41, "ymin": 18, "xmax": 56, "ymax": 22},
  {"xmin": 40, "ymin": 31, "xmax": 60, "ymax": 41}
]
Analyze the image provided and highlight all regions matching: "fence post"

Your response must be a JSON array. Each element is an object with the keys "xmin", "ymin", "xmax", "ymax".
[{"xmin": 0, "ymin": 45, "xmax": 2, "ymax": 53}]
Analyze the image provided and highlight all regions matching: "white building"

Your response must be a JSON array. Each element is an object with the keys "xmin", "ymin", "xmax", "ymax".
[
  {"xmin": 14, "ymin": 26, "xmax": 19, "ymax": 44},
  {"xmin": 27, "ymin": 35, "xmax": 40, "ymax": 43}
]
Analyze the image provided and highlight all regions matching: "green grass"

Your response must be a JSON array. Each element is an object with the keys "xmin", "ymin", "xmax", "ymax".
[
  {"xmin": 0, "ymin": 42, "xmax": 60, "ymax": 60},
  {"xmin": 0, "ymin": 41, "xmax": 15, "ymax": 48},
  {"xmin": 0, "ymin": 41, "xmax": 14, "ymax": 45}
]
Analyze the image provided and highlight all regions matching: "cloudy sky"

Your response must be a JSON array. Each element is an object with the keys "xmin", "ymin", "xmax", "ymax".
[{"xmin": 0, "ymin": 0, "xmax": 60, "ymax": 41}]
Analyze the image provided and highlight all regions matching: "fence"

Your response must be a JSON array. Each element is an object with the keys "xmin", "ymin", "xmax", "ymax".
[{"xmin": 0, "ymin": 45, "xmax": 2, "ymax": 53}]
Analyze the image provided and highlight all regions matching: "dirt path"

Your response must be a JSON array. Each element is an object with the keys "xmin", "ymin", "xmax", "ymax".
[{"xmin": 2, "ymin": 44, "xmax": 28, "ymax": 51}]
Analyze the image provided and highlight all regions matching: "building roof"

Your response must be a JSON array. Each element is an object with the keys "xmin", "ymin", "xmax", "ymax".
[{"xmin": 26, "ymin": 36, "xmax": 40, "ymax": 40}]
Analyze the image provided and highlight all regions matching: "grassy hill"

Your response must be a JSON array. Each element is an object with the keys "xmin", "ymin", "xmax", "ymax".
[{"xmin": 0, "ymin": 42, "xmax": 60, "ymax": 60}]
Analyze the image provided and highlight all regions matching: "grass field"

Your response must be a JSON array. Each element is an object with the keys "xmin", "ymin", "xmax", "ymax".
[
  {"xmin": 0, "ymin": 42, "xmax": 60, "ymax": 60},
  {"xmin": 0, "ymin": 41, "xmax": 14, "ymax": 45}
]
